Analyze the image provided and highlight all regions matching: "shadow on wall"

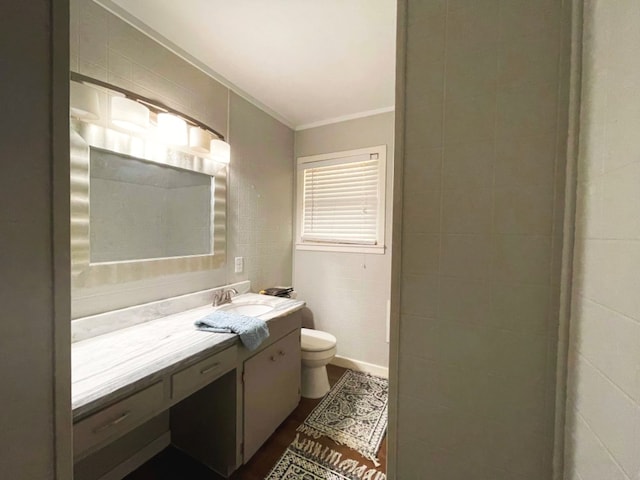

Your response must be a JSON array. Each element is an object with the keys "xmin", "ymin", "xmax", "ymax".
[{"xmin": 300, "ymin": 307, "xmax": 315, "ymax": 329}]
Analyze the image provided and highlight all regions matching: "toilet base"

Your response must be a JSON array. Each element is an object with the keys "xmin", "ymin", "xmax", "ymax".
[{"xmin": 301, "ymin": 365, "xmax": 331, "ymax": 399}]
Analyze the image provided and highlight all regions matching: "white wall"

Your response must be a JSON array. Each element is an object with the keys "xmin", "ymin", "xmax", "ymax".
[
  {"xmin": 564, "ymin": 2, "xmax": 640, "ymax": 479},
  {"xmin": 390, "ymin": 1, "xmax": 572, "ymax": 477},
  {"xmin": 70, "ymin": 0, "xmax": 294, "ymax": 317},
  {"xmin": 0, "ymin": 0, "xmax": 72, "ymax": 478},
  {"xmin": 294, "ymin": 112, "xmax": 394, "ymax": 369}
]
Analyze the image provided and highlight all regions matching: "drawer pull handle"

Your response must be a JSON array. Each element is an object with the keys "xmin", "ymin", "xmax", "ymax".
[
  {"xmin": 200, "ymin": 362, "xmax": 221, "ymax": 375},
  {"xmin": 93, "ymin": 411, "xmax": 130, "ymax": 433}
]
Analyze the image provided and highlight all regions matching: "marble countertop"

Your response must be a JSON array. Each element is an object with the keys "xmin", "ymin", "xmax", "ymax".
[{"xmin": 72, "ymin": 293, "xmax": 305, "ymax": 420}]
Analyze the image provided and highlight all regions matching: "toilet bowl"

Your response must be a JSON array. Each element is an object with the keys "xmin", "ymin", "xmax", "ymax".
[{"xmin": 300, "ymin": 328, "xmax": 337, "ymax": 399}]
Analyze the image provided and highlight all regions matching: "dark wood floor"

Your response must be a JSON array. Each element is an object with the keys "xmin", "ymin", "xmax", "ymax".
[{"xmin": 125, "ymin": 365, "xmax": 386, "ymax": 479}]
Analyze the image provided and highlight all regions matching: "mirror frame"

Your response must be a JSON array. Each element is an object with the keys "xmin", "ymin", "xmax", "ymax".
[{"xmin": 70, "ymin": 120, "xmax": 227, "ymax": 290}]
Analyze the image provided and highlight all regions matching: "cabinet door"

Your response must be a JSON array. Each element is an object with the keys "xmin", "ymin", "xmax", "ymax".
[{"xmin": 243, "ymin": 329, "xmax": 301, "ymax": 461}]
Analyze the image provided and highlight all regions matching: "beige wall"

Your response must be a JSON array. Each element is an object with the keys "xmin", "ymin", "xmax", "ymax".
[
  {"xmin": 70, "ymin": 0, "xmax": 294, "ymax": 317},
  {"xmin": 564, "ymin": 2, "xmax": 640, "ymax": 479},
  {"xmin": 391, "ymin": 0, "xmax": 572, "ymax": 478},
  {"xmin": 227, "ymin": 92, "xmax": 294, "ymax": 291},
  {"xmin": 294, "ymin": 112, "xmax": 394, "ymax": 368},
  {"xmin": 70, "ymin": 0, "xmax": 228, "ymax": 137},
  {"xmin": 0, "ymin": 0, "xmax": 72, "ymax": 478}
]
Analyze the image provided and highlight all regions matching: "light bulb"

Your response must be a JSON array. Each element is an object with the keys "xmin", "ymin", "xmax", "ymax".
[
  {"xmin": 189, "ymin": 126, "xmax": 212, "ymax": 154},
  {"xmin": 111, "ymin": 96, "xmax": 149, "ymax": 132},
  {"xmin": 157, "ymin": 113, "xmax": 188, "ymax": 145},
  {"xmin": 210, "ymin": 138, "xmax": 231, "ymax": 163},
  {"xmin": 70, "ymin": 81, "xmax": 101, "ymax": 120}
]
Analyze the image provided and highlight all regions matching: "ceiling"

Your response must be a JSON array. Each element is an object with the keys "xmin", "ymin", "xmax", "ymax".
[{"xmin": 104, "ymin": 0, "xmax": 396, "ymax": 129}]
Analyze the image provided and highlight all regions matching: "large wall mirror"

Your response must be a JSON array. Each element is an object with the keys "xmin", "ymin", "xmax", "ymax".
[
  {"xmin": 90, "ymin": 148, "xmax": 214, "ymax": 263},
  {"xmin": 70, "ymin": 76, "xmax": 227, "ymax": 290}
]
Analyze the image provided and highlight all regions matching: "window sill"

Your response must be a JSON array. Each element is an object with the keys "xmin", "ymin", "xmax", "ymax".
[{"xmin": 295, "ymin": 243, "xmax": 386, "ymax": 254}]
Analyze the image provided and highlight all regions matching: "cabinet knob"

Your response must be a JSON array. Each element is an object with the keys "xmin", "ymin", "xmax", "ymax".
[
  {"xmin": 270, "ymin": 355, "xmax": 277, "ymax": 362},
  {"xmin": 278, "ymin": 350, "xmax": 285, "ymax": 357}
]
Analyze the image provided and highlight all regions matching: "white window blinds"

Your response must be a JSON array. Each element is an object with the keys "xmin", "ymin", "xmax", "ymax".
[{"xmin": 300, "ymin": 153, "xmax": 382, "ymax": 246}]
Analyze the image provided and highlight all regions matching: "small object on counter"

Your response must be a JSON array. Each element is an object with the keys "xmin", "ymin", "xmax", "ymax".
[{"xmin": 260, "ymin": 286, "xmax": 294, "ymax": 298}]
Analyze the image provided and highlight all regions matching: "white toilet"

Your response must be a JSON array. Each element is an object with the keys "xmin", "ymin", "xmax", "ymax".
[{"xmin": 300, "ymin": 328, "xmax": 337, "ymax": 399}]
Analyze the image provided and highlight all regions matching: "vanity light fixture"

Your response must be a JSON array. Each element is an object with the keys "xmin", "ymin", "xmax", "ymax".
[
  {"xmin": 111, "ymin": 96, "xmax": 150, "ymax": 132},
  {"xmin": 189, "ymin": 126, "xmax": 212, "ymax": 154},
  {"xmin": 70, "ymin": 81, "xmax": 101, "ymax": 120},
  {"xmin": 210, "ymin": 138, "xmax": 231, "ymax": 164},
  {"xmin": 70, "ymin": 72, "xmax": 228, "ymax": 161},
  {"xmin": 158, "ymin": 113, "xmax": 188, "ymax": 146}
]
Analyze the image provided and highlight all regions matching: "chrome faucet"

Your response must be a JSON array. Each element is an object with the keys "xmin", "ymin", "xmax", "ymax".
[{"xmin": 212, "ymin": 288, "xmax": 238, "ymax": 306}]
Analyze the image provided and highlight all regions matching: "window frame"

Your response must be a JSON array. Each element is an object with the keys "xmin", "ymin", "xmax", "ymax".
[{"xmin": 295, "ymin": 145, "xmax": 387, "ymax": 254}]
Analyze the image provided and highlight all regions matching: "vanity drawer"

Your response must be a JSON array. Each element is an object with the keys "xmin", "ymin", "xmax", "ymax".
[
  {"xmin": 171, "ymin": 345, "xmax": 237, "ymax": 401},
  {"xmin": 74, "ymin": 381, "xmax": 164, "ymax": 460}
]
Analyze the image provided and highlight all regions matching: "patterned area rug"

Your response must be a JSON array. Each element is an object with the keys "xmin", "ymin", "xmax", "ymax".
[
  {"xmin": 297, "ymin": 370, "xmax": 388, "ymax": 465},
  {"xmin": 266, "ymin": 433, "xmax": 386, "ymax": 480}
]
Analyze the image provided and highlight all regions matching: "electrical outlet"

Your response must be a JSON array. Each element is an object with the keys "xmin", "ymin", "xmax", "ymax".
[{"xmin": 234, "ymin": 256, "xmax": 244, "ymax": 273}]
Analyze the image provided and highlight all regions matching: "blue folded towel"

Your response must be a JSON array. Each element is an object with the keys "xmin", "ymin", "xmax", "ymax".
[{"xmin": 195, "ymin": 310, "xmax": 269, "ymax": 351}]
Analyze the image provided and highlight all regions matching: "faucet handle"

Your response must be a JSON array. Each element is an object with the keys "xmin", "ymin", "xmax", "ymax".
[
  {"xmin": 212, "ymin": 290, "xmax": 221, "ymax": 306},
  {"xmin": 212, "ymin": 288, "xmax": 238, "ymax": 306},
  {"xmin": 223, "ymin": 288, "xmax": 238, "ymax": 301}
]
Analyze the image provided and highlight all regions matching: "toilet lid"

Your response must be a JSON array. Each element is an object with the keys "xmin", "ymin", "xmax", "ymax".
[{"xmin": 301, "ymin": 328, "xmax": 337, "ymax": 352}]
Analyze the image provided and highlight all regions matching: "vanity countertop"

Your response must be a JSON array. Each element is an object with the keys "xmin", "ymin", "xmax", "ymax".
[{"xmin": 72, "ymin": 293, "xmax": 305, "ymax": 420}]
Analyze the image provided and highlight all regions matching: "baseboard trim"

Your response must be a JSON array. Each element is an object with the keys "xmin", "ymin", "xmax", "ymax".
[
  {"xmin": 331, "ymin": 355, "xmax": 388, "ymax": 379},
  {"xmin": 98, "ymin": 431, "xmax": 171, "ymax": 480}
]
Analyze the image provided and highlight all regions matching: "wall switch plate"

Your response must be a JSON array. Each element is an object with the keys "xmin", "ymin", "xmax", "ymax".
[{"xmin": 234, "ymin": 256, "xmax": 244, "ymax": 273}]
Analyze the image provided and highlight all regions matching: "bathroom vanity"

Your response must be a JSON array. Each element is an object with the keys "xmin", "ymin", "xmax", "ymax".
[
  {"xmin": 67, "ymin": 84, "xmax": 304, "ymax": 479},
  {"xmin": 71, "ymin": 288, "xmax": 304, "ymax": 480}
]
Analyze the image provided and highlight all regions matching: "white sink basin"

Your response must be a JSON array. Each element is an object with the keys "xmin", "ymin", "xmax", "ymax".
[{"xmin": 217, "ymin": 303, "xmax": 274, "ymax": 317}]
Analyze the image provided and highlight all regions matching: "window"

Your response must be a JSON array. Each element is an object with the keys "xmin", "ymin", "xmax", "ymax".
[{"xmin": 296, "ymin": 145, "xmax": 386, "ymax": 253}]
